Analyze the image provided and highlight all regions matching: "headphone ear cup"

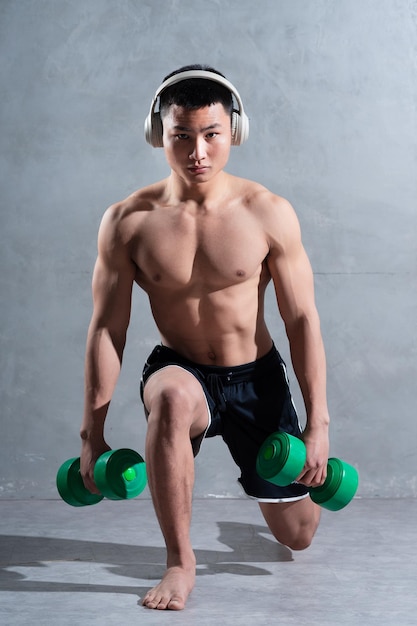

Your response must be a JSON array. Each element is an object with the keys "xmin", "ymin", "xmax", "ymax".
[
  {"xmin": 231, "ymin": 110, "xmax": 249, "ymax": 146},
  {"xmin": 240, "ymin": 111, "xmax": 249, "ymax": 144},
  {"xmin": 231, "ymin": 111, "xmax": 239, "ymax": 146},
  {"xmin": 144, "ymin": 112, "xmax": 152, "ymax": 145},
  {"xmin": 144, "ymin": 111, "xmax": 164, "ymax": 147}
]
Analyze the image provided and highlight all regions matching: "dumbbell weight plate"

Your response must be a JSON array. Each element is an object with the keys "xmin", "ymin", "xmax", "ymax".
[
  {"xmin": 310, "ymin": 458, "xmax": 359, "ymax": 511},
  {"xmin": 256, "ymin": 432, "xmax": 306, "ymax": 487},
  {"xmin": 56, "ymin": 457, "xmax": 104, "ymax": 507},
  {"xmin": 94, "ymin": 449, "xmax": 147, "ymax": 500}
]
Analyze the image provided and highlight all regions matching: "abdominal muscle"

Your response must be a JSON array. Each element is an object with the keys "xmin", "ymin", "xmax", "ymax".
[{"xmin": 147, "ymin": 280, "xmax": 273, "ymax": 367}]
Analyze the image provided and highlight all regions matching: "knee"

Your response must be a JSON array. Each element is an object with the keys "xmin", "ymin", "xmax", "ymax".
[
  {"xmin": 148, "ymin": 383, "xmax": 196, "ymax": 428},
  {"xmin": 284, "ymin": 526, "xmax": 315, "ymax": 551},
  {"xmin": 268, "ymin": 513, "xmax": 320, "ymax": 551},
  {"xmin": 281, "ymin": 514, "xmax": 320, "ymax": 551},
  {"xmin": 271, "ymin": 526, "xmax": 313, "ymax": 551}
]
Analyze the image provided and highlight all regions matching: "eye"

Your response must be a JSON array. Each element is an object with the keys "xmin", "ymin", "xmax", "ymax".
[
  {"xmin": 176, "ymin": 133, "xmax": 189, "ymax": 140},
  {"xmin": 206, "ymin": 132, "xmax": 218, "ymax": 139}
]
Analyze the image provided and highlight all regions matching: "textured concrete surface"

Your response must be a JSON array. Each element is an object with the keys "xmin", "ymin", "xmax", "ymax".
[{"xmin": 1, "ymin": 498, "xmax": 417, "ymax": 625}]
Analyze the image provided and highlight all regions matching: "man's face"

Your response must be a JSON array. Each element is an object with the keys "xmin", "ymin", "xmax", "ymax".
[{"xmin": 162, "ymin": 103, "xmax": 232, "ymax": 184}]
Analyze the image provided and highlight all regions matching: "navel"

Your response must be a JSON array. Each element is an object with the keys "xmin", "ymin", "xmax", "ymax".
[{"xmin": 207, "ymin": 351, "xmax": 217, "ymax": 361}]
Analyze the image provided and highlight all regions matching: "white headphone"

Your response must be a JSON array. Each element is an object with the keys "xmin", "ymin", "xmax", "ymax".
[{"xmin": 144, "ymin": 69, "xmax": 249, "ymax": 148}]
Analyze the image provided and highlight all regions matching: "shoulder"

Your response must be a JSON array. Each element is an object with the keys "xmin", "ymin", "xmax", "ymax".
[
  {"xmin": 234, "ymin": 177, "xmax": 301, "ymax": 245},
  {"xmin": 103, "ymin": 181, "xmax": 166, "ymax": 224},
  {"xmin": 99, "ymin": 180, "xmax": 167, "ymax": 239},
  {"xmin": 230, "ymin": 175, "xmax": 295, "ymax": 214},
  {"xmin": 96, "ymin": 181, "xmax": 166, "ymax": 263},
  {"xmin": 246, "ymin": 182, "xmax": 295, "ymax": 218}
]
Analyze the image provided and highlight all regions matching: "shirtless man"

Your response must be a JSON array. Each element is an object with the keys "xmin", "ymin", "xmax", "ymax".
[{"xmin": 79, "ymin": 65, "xmax": 330, "ymax": 611}]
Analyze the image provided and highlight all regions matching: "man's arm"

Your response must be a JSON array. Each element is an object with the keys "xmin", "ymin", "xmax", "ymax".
[
  {"xmin": 265, "ymin": 195, "xmax": 330, "ymax": 487},
  {"xmin": 79, "ymin": 205, "xmax": 136, "ymax": 493}
]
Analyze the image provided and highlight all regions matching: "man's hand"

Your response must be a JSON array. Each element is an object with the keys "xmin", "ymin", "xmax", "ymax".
[
  {"xmin": 80, "ymin": 437, "xmax": 111, "ymax": 494},
  {"xmin": 296, "ymin": 425, "xmax": 329, "ymax": 488}
]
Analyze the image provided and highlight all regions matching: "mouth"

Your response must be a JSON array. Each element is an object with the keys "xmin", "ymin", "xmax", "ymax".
[{"xmin": 188, "ymin": 165, "xmax": 209, "ymax": 175}]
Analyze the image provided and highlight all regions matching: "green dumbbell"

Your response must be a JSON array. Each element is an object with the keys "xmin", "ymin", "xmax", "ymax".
[
  {"xmin": 56, "ymin": 448, "xmax": 147, "ymax": 507},
  {"xmin": 256, "ymin": 432, "xmax": 358, "ymax": 511}
]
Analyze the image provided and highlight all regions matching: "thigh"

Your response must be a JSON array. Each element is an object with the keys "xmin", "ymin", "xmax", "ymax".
[{"xmin": 143, "ymin": 365, "xmax": 210, "ymax": 440}]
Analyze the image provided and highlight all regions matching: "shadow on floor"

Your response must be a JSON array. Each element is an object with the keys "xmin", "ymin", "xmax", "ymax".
[{"xmin": 0, "ymin": 521, "xmax": 292, "ymax": 595}]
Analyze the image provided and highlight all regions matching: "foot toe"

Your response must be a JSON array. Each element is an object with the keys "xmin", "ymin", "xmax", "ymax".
[{"xmin": 167, "ymin": 597, "xmax": 184, "ymax": 611}]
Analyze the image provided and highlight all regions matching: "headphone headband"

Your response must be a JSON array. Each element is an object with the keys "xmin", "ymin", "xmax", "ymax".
[
  {"xmin": 144, "ymin": 69, "xmax": 249, "ymax": 147},
  {"xmin": 149, "ymin": 70, "xmax": 245, "ymax": 115}
]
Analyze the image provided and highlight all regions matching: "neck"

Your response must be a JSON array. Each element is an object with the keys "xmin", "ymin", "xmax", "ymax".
[{"xmin": 167, "ymin": 170, "xmax": 229, "ymax": 205}]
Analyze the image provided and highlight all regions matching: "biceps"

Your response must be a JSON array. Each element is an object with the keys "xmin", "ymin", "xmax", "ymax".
[
  {"xmin": 91, "ymin": 256, "xmax": 135, "ymax": 334},
  {"xmin": 270, "ymin": 247, "xmax": 317, "ymax": 324}
]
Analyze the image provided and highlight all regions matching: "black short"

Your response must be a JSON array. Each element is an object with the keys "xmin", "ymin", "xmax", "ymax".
[{"xmin": 140, "ymin": 344, "xmax": 309, "ymax": 502}]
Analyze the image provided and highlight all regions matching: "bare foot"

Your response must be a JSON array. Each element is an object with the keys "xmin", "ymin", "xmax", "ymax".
[{"xmin": 142, "ymin": 565, "xmax": 195, "ymax": 610}]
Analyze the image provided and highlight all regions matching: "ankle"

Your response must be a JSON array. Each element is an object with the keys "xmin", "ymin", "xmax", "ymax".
[{"xmin": 166, "ymin": 549, "xmax": 196, "ymax": 571}]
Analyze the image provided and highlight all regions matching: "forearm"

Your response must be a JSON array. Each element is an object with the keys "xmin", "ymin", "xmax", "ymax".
[
  {"xmin": 286, "ymin": 313, "xmax": 330, "ymax": 430},
  {"xmin": 286, "ymin": 313, "xmax": 330, "ymax": 486},
  {"xmin": 80, "ymin": 324, "xmax": 125, "ymax": 441}
]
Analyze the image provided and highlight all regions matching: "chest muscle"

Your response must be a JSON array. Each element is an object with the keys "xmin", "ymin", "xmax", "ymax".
[{"xmin": 134, "ymin": 210, "xmax": 268, "ymax": 290}]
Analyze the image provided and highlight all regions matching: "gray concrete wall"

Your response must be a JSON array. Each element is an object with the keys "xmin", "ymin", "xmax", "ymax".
[{"xmin": 1, "ymin": 0, "xmax": 416, "ymax": 499}]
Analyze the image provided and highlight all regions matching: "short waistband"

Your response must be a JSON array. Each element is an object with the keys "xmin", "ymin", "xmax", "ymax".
[{"xmin": 152, "ymin": 344, "xmax": 281, "ymax": 384}]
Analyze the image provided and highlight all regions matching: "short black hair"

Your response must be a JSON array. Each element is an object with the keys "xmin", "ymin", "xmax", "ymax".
[{"xmin": 159, "ymin": 64, "xmax": 233, "ymax": 118}]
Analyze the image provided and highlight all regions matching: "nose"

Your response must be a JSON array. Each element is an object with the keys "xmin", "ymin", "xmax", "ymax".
[{"xmin": 189, "ymin": 137, "xmax": 206, "ymax": 162}]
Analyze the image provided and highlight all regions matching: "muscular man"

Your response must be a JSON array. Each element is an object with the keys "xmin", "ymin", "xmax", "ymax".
[{"xmin": 80, "ymin": 65, "xmax": 330, "ymax": 610}]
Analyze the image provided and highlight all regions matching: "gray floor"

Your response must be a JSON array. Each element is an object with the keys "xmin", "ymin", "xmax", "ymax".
[{"xmin": 1, "ymin": 497, "xmax": 416, "ymax": 626}]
